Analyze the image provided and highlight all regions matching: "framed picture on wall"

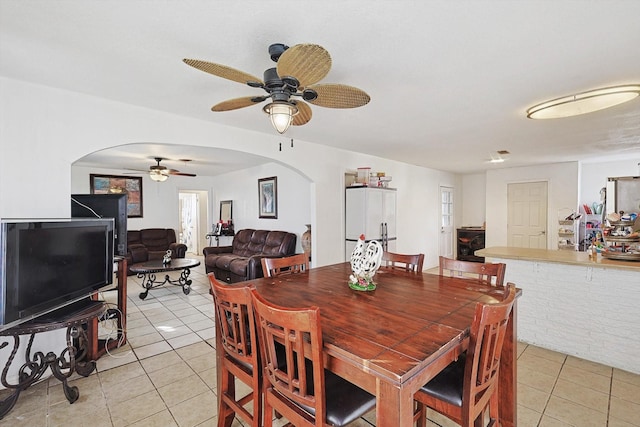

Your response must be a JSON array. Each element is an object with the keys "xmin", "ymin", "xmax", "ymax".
[
  {"xmin": 90, "ymin": 174, "xmax": 143, "ymax": 217},
  {"xmin": 258, "ymin": 176, "xmax": 278, "ymax": 219}
]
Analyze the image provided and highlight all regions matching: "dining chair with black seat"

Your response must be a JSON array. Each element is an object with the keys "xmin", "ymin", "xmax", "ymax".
[
  {"xmin": 250, "ymin": 289, "xmax": 376, "ymax": 427},
  {"xmin": 439, "ymin": 256, "xmax": 506, "ymax": 286},
  {"xmin": 208, "ymin": 273, "xmax": 262, "ymax": 427},
  {"xmin": 381, "ymin": 251, "xmax": 425, "ymax": 272},
  {"xmin": 261, "ymin": 252, "xmax": 310, "ymax": 278},
  {"xmin": 413, "ymin": 283, "xmax": 517, "ymax": 427}
]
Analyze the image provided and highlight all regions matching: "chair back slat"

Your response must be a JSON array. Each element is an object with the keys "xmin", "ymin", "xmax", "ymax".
[
  {"xmin": 210, "ymin": 275, "xmax": 256, "ymax": 365},
  {"xmin": 251, "ymin": 289, "xmax": 326, "ymax": 420},
  {"xmin": 382, "ymin": 251, "xmax": 425, "ymax": 272},
  {"xmin": 262, "ymin": 253, "xmax": 310, "ymax": 277},
  {"xmin": 414, "ymin": 283, "xmax": 516, "ymax": 427},
  {"xmin": 208, "ymin": 273, "xmax": 261, "ymax": 427},
  {"xmin": 463, "ymin": 283, "xmax": 516, "ymax": 423},
  {"xmin": 439, "ymin": 256, "xmax": 506, "ymax": 286}
]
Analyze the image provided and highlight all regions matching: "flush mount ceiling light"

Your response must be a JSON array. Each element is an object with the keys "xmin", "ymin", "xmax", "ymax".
[
  {"xmin": 487, "ymin": 150, "xmax": 510, "ymax": 164},
  {"xmin": 527, "ymin": 84, "xmax": 640, "ymax": 119}
]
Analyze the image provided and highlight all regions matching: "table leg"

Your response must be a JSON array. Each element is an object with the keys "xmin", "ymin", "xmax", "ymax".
[
  {"xmin": 0, "ymin": 324, "xmax": 95, "ymax": 419},
  {"xmin": 0, "ymin": 335, "xmax": 23, "ymax": 419},
  {"xmin": 376, "ymin": 379, "xmax": 414, "ymax": 426},
  {"xmin": 499, "ymin": 299, "xmax": 518, "ymax": 427},
  {"xmin": 138, "ymin": 272, "xmax": 156, "ymax": 300},
  {"xmin": 178, "ymin": 268, "xmax": 192, "ymax": 295},
  {"xmin": 138, "ymin": 268, "xmax": 192, "ymax": 299}
]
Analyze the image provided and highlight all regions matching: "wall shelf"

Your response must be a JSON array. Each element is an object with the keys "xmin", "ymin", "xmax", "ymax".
[{"xmin": 558, "ymin": 219, "xmax": 578, "ymax": 251}]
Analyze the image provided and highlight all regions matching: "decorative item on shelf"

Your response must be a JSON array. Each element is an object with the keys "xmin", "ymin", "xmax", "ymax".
[
  {"xmin": 368, "ymin": 171, "xmax": 393, "ymax": 188},
  {"xmin": 592, "ymin": 202, "xmax": 603, "ymax": 215},
  {"xmin": 348, "ymin": 234, "xmax": 383, "ymax": 291},
  {"xmin": 356, "ymin": 167, "xmax": 371, "ymax": 184},
  {"xmin": 301, "ymin": 224, "xmax": 312, "ymax": 261},
  {"xmin": 162, "ymin": 250, "xmax": 172, "ymax": 265},
  {"xmin": 558, "ymin": 208, "xmax": 580, "ymax": 250},
  {"xmin": 601, "ymin": 213, "xmax": 640, "ymax": 261}
]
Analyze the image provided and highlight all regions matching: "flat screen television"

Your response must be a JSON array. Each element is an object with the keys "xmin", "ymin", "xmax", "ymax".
[
  {"xmin": 71, "ymin": 194, "xmax": 127, "ymax": 256},
  {"xmin": 0, "ymin": 218, "xmax": 114, "ymax": 331}
]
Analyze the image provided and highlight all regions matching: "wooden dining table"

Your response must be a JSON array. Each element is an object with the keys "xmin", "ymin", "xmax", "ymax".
[{"xmin": 237, "ymin": 262, "xmax": 519, "ymax": 427}]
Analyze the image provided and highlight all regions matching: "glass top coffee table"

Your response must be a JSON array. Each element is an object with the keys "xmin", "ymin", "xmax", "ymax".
[{"xmin": 130, "ymin": 258, "xmax": 201, "ymax": 299}]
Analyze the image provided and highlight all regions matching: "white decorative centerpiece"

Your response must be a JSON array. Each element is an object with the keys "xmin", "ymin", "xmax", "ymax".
[
  {"xmin": 349, "ymin": 234, "xmax": 383, "ymax": 291},
  {"xmin": 162, "ymin": 249, "xmax": 172, "ymax": 265}
]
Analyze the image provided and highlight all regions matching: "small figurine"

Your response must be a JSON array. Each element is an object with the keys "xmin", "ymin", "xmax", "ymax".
[{"xmin": 162, "ymin": 249, "xmax": 172, "ymax": 265}]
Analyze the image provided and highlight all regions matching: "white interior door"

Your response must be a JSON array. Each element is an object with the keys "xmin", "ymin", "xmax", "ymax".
[
  {"xmin": 507, "ymin": 182, "xmax": 548, "ymax": 248},
  {"xmin": 439, "ymin": 186, "xmax": 454, "ymax": 258}
]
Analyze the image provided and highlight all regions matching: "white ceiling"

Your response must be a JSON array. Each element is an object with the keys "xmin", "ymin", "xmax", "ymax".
[{"xmin": 1, "ymin": 0, "xmax": 639, "ymax": 176}]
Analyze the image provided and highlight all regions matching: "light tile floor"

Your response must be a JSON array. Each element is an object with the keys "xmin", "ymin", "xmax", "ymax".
[{"xmin": 1, "ymin": 257, "xmax": 638, "ymax": 426}]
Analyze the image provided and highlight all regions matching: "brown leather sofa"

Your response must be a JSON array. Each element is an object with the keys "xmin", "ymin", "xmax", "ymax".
[
  {"xmin": 125, "ymin": 228, "xmax": 187, "ymax": 275},
  {"xmin": 203, "ymin": 229, "xmax": 297, "ymax": 283}
]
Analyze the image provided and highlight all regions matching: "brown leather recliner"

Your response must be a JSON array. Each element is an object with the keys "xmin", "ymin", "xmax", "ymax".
[
  {"xmin": 125, "ymin": 228, "xmax": 187, "ymax": 275},
  {"xmin": 203, "ymin": 229, "xmax": 297, "ymax": 283}
]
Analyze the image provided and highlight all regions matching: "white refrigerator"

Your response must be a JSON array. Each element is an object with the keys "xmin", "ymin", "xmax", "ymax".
[{"xmin": 345, "ymin": 187, "xmax": 397, "ymax": 261}]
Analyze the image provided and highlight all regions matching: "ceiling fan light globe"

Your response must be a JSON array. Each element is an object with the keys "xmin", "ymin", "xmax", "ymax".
[
  {"xmin": 150, "ymin": 170, "xmax": 168, "ymax": 182},
  {"xmin": 264, "ymin": 101, "xmax": 298, "ymax": 134}
]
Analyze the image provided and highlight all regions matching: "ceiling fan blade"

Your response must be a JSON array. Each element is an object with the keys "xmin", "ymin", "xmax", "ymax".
[
  {"xmin": 212, "ymin": 96, "xmax": 265, "ymax": 112},
  {"xmin": 292, "ymin": 100, "xmax": 312, "ymax": 126},
  {"xmin": 306, "ymin": 83, "xmax": 371, "ymax": 108},
  {"xmin": 169, "ymin": 170, "xmax": 197, "ymax": 177},
  {"xmin": 183, "ymin": 58, "xmax": 264, "ymax": 86},
  {"xmin": 277, "ymin": 44, "xmax": 331, "ymax": 87}
]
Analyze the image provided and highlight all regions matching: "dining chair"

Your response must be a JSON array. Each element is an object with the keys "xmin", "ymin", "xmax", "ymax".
[
  {"xmin": 381, "ymin": 251, "xmax": 425, "ymax": 272},
  {"xmin": 413, "ymin": 283, "xmax": 517, "ymax": 427},
  {"xmin": 439, "ymin": 256, "xmax": 506, "ymax": 286},
  {"xmin": 250, "ymin": 289, "xmax": 376, "ymax": 427},
  {"xmin": 261, "ymin": 253, "xmax": 310, "ymax": 277},
  {"xmin": 208, "ymin": 273, "xmax": 262, "ymax": 427}
]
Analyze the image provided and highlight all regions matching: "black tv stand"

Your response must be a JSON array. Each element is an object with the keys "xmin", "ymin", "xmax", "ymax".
[
  {"xmin": 29, "ymin": 298, "xmax": 104, "ymax": 323},
  {"xmin": 0, "ymin": 300, "xmax": 105, "ymax": 419}
]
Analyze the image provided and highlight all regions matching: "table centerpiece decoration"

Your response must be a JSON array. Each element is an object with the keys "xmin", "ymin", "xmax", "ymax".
[{"xmin": 349, "ymin": 234, "xmax": 383, "ymax": 291}]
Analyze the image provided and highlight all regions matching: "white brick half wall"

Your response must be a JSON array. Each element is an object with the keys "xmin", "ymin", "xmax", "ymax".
[{"xmin": 498, "ymin": 258, "xmax": 640, "ymax": 374}]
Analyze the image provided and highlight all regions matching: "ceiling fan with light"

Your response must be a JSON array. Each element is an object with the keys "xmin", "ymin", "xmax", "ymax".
[
  {"xmin": 131, "ymin": 157, "xmax": 197, "ymax": 182},
  {"xmin": 183, "ymin": 43, "xmax": 371, "ymax": 134}
]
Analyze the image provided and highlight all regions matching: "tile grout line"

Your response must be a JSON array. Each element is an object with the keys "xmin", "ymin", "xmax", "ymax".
[{"xmin": 535, "ymin": 351, "xmax": 567, "ymax": 427}]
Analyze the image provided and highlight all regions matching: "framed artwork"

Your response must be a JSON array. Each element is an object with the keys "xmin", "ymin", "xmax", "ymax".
[
  {"xmin": 258, "ymin": 176, "xmax": 278, "ymax": 219},
  {"xmin": 90, "ymin": 174, "xmax": 143, "ymax": 218}
]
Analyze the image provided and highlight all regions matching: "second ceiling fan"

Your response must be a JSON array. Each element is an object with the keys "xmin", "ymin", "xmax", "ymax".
[
  {"xmin": 183, "ymin": 43, "xmax": 371, "ymax": 134},
  {"xmin": 147, "ymin": 157, "xmax": 196, "ymax": 182}
]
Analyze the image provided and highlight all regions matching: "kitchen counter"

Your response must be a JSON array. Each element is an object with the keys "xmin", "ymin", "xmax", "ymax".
[
  {"xmin": 476, "ymin": 246, "xmax": 640, "ymax": 272},
  {"xmin": 477, "ymin": 246, "xmax": 640, "ymax": 374}
]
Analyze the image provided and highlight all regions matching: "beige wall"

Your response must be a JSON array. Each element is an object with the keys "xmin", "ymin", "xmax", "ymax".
[
  {"xmin": 0, "ymin": 76, "xmax": 458, "ymax": 268},
  {"xmin": 485, "ymin": 162, "xmax": 580, "ymax": 249},
  {"xmin": 461, "ymin": 173, "xmax": 486, "ymax": 227}
]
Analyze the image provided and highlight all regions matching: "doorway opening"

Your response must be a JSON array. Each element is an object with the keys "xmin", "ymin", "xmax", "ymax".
[{"xmin": 179, "ymin": 190, "xmax": 209, "ymax": 255}]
